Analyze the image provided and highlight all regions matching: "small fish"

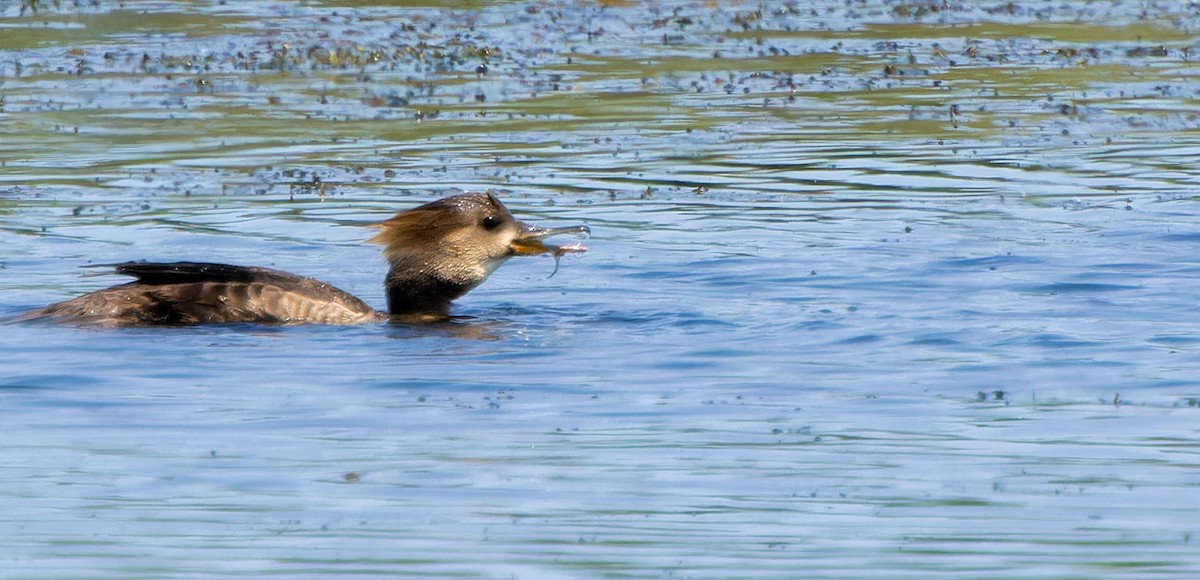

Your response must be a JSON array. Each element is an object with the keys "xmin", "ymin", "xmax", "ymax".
[
  {"xmin": 549, "ymin": 240, "xmax": 590, "ymax": 277},
  {"xmin": 546, "ymin": 242, "xmax": 588, "ymax": 278},
  {"xmin": 542, "ymin": 224, "xmax": 588, "ymax": 279}
]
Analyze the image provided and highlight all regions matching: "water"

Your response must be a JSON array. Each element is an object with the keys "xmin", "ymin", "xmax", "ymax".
[{"xmin": 2, "ymin": 0, "xmax": 1200, "ymax": 577}]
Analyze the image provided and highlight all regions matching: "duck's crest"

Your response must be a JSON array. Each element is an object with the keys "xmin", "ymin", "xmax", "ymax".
[{"xmin": 368, "ymin": 193, "xmax": 500, "ymax": 258}]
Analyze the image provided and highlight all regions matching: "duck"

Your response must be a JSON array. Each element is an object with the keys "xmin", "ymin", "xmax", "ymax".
[{"xmin": 23, "ymin": 192, "xmax": 589, "ymax": 326}]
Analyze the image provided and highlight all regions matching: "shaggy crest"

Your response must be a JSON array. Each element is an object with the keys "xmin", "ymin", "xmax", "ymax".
[{"xmin": 369, "ymin": 193, "xmax": 509, "ymax": 258}]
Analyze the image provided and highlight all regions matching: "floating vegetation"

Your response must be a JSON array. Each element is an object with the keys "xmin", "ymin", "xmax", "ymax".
[{"xmin": 0, "ymin": 0, "xmax": 1197, "ymax": 201}]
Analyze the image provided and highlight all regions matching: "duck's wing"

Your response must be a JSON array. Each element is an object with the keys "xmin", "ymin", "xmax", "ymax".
[
  {"xmin": 29, "ymin": 262, "xmax": 382, "ymax": 326},
  {"xmin": 112, "ymin": 261, "xmax": 274, "ymax": 284}
]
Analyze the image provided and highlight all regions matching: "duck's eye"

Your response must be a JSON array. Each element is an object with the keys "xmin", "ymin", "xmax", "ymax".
[{"xmin": 481, "ymin": 215, "xmax": 503, "ymax": 230}]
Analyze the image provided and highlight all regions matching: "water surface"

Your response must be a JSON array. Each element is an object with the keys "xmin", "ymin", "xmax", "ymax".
[{"xmin": 2, "ymin": 0, "xmax": 1200, "ymax": 577}]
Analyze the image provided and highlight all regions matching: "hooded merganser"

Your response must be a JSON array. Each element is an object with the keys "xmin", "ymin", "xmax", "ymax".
[{"xmin": 24, "ymin": 193, "xmax": 589, "ymax": 326}]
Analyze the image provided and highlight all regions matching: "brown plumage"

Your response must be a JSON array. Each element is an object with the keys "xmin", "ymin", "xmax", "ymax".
[{"xmin": 23, "ymin": 193, "xmax": 589, "ymax": 326}]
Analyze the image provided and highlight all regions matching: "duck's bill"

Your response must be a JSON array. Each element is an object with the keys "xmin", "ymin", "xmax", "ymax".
[{"xmin": 510, "ymin": 223, "xmax": 591, "ymax": 256}]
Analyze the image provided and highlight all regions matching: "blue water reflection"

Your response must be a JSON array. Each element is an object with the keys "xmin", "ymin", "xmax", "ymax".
[{"xmin": 4, "ymin": 0, "xmax": 1200, "ymax": 576}]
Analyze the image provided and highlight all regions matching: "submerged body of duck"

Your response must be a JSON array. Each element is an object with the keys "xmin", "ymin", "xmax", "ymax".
[{"xmin": 24, "ymin": 193, "xmax": 588, "ymax": 326}]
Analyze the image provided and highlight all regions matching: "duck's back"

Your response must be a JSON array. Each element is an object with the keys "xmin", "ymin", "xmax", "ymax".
[{"xmin": 29, "ymin": 262, "xmax": 382, "ymax": 326}]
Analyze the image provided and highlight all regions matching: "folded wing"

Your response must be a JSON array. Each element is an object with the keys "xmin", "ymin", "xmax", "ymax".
[{"xmin": 28, "ymin": 262, "xmax": 381, "ymax": 326}]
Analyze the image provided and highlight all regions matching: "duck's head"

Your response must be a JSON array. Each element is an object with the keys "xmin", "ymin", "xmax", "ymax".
[{"xmin": 370, "ymin": 192, "xmax": 589, "ymax": 317}]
